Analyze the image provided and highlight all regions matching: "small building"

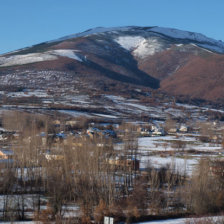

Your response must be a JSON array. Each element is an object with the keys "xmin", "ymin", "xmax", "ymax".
[
  {"xmin": 0, "ymin": 128, "xmax": 6, "ymax": 134},
  {"xmin": 179, "ymin": 125, "xmax": 188, "ymax": 133},
  {"xmin": 0, "ymin": 134, "xmax": 7, "ymax": 141},
  {"xmin": 150, "ymin": 125, "xmax": 165, "ymax": 136},
  {"xmin": 107, "ymin": 157, "xmax": 140, "ymax": 171},
  {"xmin": 168, "ymin": 128, "xmax": 178, "ymax": 134},
  {"xmin": 137, "ymin": 127, "xmax": 150, "ymax": 136},
  {"xmin": 45, "ymin": 150, "xmax": 64, "ymax": 161},
  {"xmin": 86, "ymin": 127, "xmax": 100, "ymax": 138},
  {"xmin": 53, "ymin": 120, "xmax": 61, "ymax": 127},
  {"xmin": 65, "ymin": 120, "xmax": 77, "ymax": 128},
  {"xmin": 102, "ymin": 130, "xmax": 117, "ymax": 138},
  {"xmin": 0, "ymin": 149, "xmax": 14, "ymax": 159}
]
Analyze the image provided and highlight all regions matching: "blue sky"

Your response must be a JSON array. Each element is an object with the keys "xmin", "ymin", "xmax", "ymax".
[{"xmin": 0, "ymin": 0, "xmax": 224, "ymax": 54}]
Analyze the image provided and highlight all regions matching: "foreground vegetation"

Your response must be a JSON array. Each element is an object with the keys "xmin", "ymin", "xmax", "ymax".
[{"xmin": 0, "ymin": 112, "xmax": 223, "ymax": 223}]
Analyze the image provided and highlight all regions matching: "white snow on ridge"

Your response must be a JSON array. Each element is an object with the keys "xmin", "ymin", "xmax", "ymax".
[
  {"xmin": 149, "ymin": 27, "xmax": 224, "ymax": 53},
  {"xmin": 49, "ymin": 26, "xmax": 134, "ymax": 43},
  {"xmin": 0, "ymin": 49, "xmax": 84, "ymax": 67},
  {"xmin": 197, "ymin": 43, "xmax": 224, "ymax": 53}
]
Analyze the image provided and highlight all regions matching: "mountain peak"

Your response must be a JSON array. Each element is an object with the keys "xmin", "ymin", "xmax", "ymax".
[
  {"xmin": 47, "ymin": 26, "xmax": 224, "ymax": 54},
  {"xmin": 48, "ymin": 26, "xmax": 134, "ymax": 43}
]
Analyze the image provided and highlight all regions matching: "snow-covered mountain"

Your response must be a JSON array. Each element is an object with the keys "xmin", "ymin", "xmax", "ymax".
[
  {"xmin": 0, "ymin": 26, "xmax": 224, "ymax": 103},
  {"xmin": 50, "ymin": 26, "xmax": 224, "ymax": 54}
]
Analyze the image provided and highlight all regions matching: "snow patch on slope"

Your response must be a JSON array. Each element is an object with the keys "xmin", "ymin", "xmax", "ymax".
[
  {"xmin": 150, "ymin": 27, "xmax": 210, "ymax": 41},
  {"xmin": 0, "ymin": 49, "xmax": 84, "ymax": 67},
  {"xmin": 115, "ymin": 36, "xmax": 145, "ymax": 51},
  {"xmin": 50, "ymin": 49, "xmax": 83, "ymax": 62},
  {"xmin": 0, "ymin": 53, "xmax": 57, "ymax": 67},
  {"xmin": 115, "ymin": 36, "xmax": 166, "ymax": 58},
  {"xmin": 133, "ymin": 37, "xmax": 165, "ymax": 58}
]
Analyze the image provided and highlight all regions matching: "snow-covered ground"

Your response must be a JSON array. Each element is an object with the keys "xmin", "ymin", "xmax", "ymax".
[
  {"xmin": 115, "ymin": 135, "xmax": 223, "ymax": 175},
  {"xmin": 133, "ymin": 37, "xmax": 165, "ymax": 58},
  {"xmin": 59, "ymin": 110, "xmax": 92, "ymax": 118},
  {"xmin": 138, "ymin": 216, "xmax": 224, "ymax": 224},
  {"xmin": 138, "ymin": 135, "xmax": 223, "ymax": 174},
  {"xmin": 7, "ymin": 90, "xmax": 49, "ymax": 98},
  {"xmin": 115, "ymin": 36, "xmax": 167, "ymax": 58},
  {"xmin": 138, "ymin": 136, "xmax": 222, "ymax": 152},
  {"xmin": 0, "ymin": 194, "xmax": 80, "ymax": 222},
  {"xmin": 0, "ymin": 53, "xmax": 57, "ymax": 67},
  {"xmin": 115, "ymin": 36, "xmax": 145, "ymax": 51},
  {"xmin": 0, "ymin": 49, "xmax": 84, "ymax": 67},
  {"xmin": 49, "ymin": 49, "xmax": 84, "ymax": 62},
  {"xmin": 141, "ymin": 155, "xmax": 197, "ymax": 175}
]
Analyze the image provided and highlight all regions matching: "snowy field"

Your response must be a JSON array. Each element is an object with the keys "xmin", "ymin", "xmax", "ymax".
[
  {"xmin": 138, "ymin": 136, "xmax": 222, "ymax": 152},
  {"xmin": 138, "ymin": 216, "xmax": 224, "ymax": 224},
  {"xmin": 138, "ymin": 136, "xmax": 223, "ymax": 175},
  {"xmin": 115, "ymin": 135, "xmax": 223, "ymax": 175}
]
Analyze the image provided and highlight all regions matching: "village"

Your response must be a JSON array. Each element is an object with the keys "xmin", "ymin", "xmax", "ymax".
[
  {"xmin": 0, "ymin": 108, "xmax": 223, "ymax": 222},
  {"xmin": 0, "ymin": 111, "xmax": 223, "ymax": 164}
]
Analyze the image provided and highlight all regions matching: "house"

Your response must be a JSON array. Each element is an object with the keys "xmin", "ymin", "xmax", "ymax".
[
  {"xmin": 44, "ymin": 150, "xmax": 64, "ymax": 161},
  {"xmin": 150, "ymin": 125, "xmax": 165, "ymax": 136},
  {"xmin": 137, "ymin": 127, "xmax": 150, "ymax": 136},
  {"xmin": 168, "ymin": 128, "xmax": 178, "ymax": 134},
  {"xmin": 179, "ymin": 125, "xmax": 188, "ymax": 133},
  {"xmin": 102, "ymin": 130, "xmax": 117, "ymax": 138},
  {"xmin": 210, "ymin": 134, "xmax": 222, "ymax": 144},
  {"xmin": 65, "ymin": 120, "xmax": 77, "ymax": 128},
  {"xmin": 53, "ymin": 120, "xmax": 61, "ymax": 127},
  {"xmin": 39, "ymin": 132, "xmax": 47, "ymax": 146},
  {"xmin": 0, "ymin": 128, "xmax": 6, "ymax": 134},
  {"xmin": 53, "ymin": 132, "xmax": 66, "ymax": 143},
  {"xmin": 0, "ymin": 149, "xmax": 13, "ymax": 159},
  {"xmin": 56, "ymin": 132, "xmax": 66, "ymax": 139},
  {"xmin": 0, "ymin": 128, "xmax": 14, "ymax": 141},
  {"xmin": 107, "ymin": 157, "xmax": 140, "ymax": 171},
  {"xmin": 0, "ymin": 134, "xmax": 7, "ymax": 141},
  {"xmin": 152, "ymin": 128, "xmax": 165, "ymax": 136},
  {"xmin": 86, "ymin": 127, "xmax": 100, "ymax": 138}
]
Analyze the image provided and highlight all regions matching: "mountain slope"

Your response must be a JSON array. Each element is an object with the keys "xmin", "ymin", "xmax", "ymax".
[{"xmin": 0, "ymin": 26, "xmax": 224, "ymax": 103}]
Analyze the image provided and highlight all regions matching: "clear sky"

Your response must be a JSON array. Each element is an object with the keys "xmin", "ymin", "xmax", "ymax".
[{"xmin": 0, "ymin": 0, "xmax": 224, "ymax": 54}]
